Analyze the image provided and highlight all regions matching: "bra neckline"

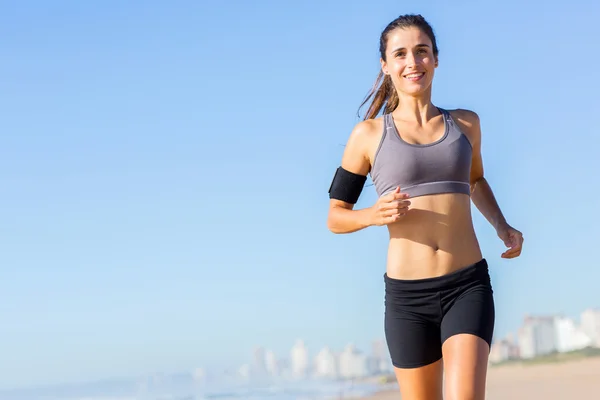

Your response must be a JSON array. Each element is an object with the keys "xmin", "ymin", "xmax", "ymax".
[{"xmin": 387, "ymin": 107, "xmax": 449, "ymax": 148}]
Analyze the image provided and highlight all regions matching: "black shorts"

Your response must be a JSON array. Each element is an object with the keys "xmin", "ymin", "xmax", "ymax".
[{"xmin": 384, "ymin": 258, "xmax": 495, "ymax": 369}]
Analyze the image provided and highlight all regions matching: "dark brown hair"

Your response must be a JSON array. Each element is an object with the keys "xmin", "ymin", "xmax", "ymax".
[{"xmin": 358, "ymin": 14, "xmax": 439, "ymax": 120}]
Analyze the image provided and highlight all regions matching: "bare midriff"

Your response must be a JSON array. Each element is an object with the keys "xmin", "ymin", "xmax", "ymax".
[{"xmin": 385, "ymin": 192, "xmax": 482, "ymax": 280}]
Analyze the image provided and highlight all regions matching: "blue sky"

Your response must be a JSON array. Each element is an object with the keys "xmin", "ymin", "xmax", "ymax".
[{"xmin": 1, "ymin": 0, "xmax": 600, "ymax": 390}]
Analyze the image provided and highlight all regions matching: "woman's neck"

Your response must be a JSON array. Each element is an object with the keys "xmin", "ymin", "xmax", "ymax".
[{"xmin": 392, "ymin": 89, "xmax": 438, "ymax": 125}]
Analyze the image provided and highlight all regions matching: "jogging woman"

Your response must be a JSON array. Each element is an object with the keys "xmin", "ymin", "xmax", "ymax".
[{"xmin": 327, "ymin": 14, "xmax": 523, "ymax": 400}]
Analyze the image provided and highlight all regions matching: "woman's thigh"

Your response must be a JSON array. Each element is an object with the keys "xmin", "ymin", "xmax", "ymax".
[
  {"xmin": 393, "ymin": 359, "xmax": 444, "ymax": 400},
  {"xmin": 442, "ymin": 333, "xmax": 490, "ymax": 400},
  {"xmin": 440, "ymin": 284, "xmax": 495, "ymax": 399},
  {"xmin": 385, "ymin": 299, "xmax": 444, "ymax": 400}
]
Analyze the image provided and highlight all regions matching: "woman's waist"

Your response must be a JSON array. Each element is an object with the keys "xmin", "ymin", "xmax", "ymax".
[
  {"xmin": 384, "ymin": 258, "xmax": 490, "ymax": 294},
  {"xmin": 385, "ymin": 196, "xmax": 477, "ymax": 244},
  {"xmin": 386, "ymin": 217, "xmax": 479, "ymax": 247},
  {"xmin": 384, "ymin": 210, "xmax": 482, "ymax": 279},
  {"xmin": 385, "ymin": 242, "xmax": 483, "ymax": 280}
]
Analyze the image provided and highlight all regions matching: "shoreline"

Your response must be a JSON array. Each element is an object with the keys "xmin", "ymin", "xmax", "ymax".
[{"xmin": 350, "ymin": 357, "xmax": 600, "ymax": 399}]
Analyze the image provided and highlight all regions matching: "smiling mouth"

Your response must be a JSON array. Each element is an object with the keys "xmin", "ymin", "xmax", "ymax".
[{"xmin": 404, "ymin": 72, "xmax": 425, "ymax": 81}]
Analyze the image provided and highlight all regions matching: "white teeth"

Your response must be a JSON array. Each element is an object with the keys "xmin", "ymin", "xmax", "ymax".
[{"xmin": 405, "ymin": 73, "xmax": 424, "ymax": 79}]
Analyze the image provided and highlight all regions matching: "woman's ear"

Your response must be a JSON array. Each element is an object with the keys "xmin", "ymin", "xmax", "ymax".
[{"xmin": 380, "ymin": 58, "xmax": 389, "ymax": 75}]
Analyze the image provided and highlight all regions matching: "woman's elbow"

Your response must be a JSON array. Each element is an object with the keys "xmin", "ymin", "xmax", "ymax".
[
  {"xmin": 326, "ymin": 214, "xmax": 340, "ymax": 234},
  {"xmin": 326, "ymin": 208, "xmax": 345, "ymax": 234}
]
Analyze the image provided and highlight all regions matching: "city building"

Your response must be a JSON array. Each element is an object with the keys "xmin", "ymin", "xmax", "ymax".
[
  {"xmin": 252, "ymin": 346, "xmax": 267, "ymax": 376},
  {"xmin": 554, "ymin": 316, "xmax": 592, "ymax": 352},
  {"xmin": 239, "ymin": 364, "xmax": 251, "ymax": 380},
  {"xmin": 290, "ymin": 340, "xmax": 309, "ymax": 379},
  {"xmin": 518, "ymin": 315, "xmax": 557, "ymax": 358},
  {"xmin": 367, "ymin": 339, "xmax": 391, "ymax": 374},
  {"xmin": 489, "ymin": 337, "xmax": 519, "ymax": 364},
  {"xmin": 581, "ymin": 308, "xmax": 600, "ymax": 347},
  {"xmin": 338, "ymin": 343, "xmax": 368, "ymax": 379},
  {"xmin": 265, "ymin": 349, "xmax": 279, "ymax": 377},
  {"xmin": 314, "ymin": 346, "xmax": 338, "ymax": 379}
]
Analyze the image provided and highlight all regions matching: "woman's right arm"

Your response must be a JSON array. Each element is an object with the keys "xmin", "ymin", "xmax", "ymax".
[
  {"xmin": 326, "ymin": 121, "xmax": 410, "ymax": 234},
  {"xmin": 326, "ymin": 121, "xmax": 374, "ymax": 234}
]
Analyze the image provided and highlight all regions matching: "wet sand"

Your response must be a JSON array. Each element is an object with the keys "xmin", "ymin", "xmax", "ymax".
[{"xmin": 354, "ymin": 357, "xmax": 600, "ymax": 399}]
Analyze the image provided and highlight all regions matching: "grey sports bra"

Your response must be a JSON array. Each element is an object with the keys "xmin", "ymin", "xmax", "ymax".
[{"xmin": 370, "ymin": 108, "xmax": 473, "ymax": 198}]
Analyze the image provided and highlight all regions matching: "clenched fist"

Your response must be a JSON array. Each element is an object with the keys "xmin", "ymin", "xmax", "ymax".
[{"xmin": 370, "ymin": 187, "xmax": 411, "ymax": 226}]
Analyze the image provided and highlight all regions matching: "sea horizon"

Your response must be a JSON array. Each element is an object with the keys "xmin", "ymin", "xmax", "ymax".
[{"xmin": 0, "ymin": 373, "xmax": 390, "ymax": 400}]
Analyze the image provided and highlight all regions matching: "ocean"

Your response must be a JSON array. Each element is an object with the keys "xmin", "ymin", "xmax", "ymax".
[{"xmin": 0, "ymin": 377, "xmax": 391, "ymax": 400}]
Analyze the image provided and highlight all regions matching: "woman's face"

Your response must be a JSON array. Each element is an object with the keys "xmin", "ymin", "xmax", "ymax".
[{"xmin": 381, "ymin": 27, "xmax": 438, "ymax": 97}]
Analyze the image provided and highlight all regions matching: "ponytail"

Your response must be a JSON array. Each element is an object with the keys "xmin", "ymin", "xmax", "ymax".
[{"xmin": 358, "ymin": 71, "xmax": 399, "ymax": 120}]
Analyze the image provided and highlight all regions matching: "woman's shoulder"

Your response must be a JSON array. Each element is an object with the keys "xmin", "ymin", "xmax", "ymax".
[
  {"xmin": 354, "ymin": 115, "xmax": 385, "ymax": 133},
  {"xmin": 348, "ymin": 116, "xmax": 385, "ymax": 143},
  {"xmin": 446, "ymin": 108, "xmax": 480, "ymax": 127},
  {"xmin": 343, "ymin": 116, "xmax": 384, "ymax": 148},
  {"xmin": 444, "ymin": 108, "xmax": 482, "ymax": 148},
  {"xmin": 446, "ymin": 108, "xmax": 482, "ymax": 144},
  {"xmin": 340, "ymin": 116, "xmax": 386, "ymax": 171}
]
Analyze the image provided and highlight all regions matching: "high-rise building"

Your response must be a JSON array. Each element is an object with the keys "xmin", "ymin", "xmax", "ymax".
[
  {"xmin": 265, "ymin": 350, "xmax": 279, "ymax": 377},
  {"xmin": 253, "ymin": 346, "xmax": 267, "ymax": 376},
  {"xmin": 239, "ymin": 364, "xmax": 251, "ymax": 380},
  {"xmin": 338, "ymin": 343, "xmax": 368, "ymax": 379},
  {"xmin": 290, "ymin": 340, "xmax": 309, "ymax": 378},
  {"xmin": 581, "ymin": 308, "xmax": 600, "ymax": 346},
  {"xmin": 367, "ymin": 339, "xmax": 390, "ymax": 374},
  {"xmin": 372, "ymin": 339, "xmax": 386, "ymax": 360},
  {"xmin": 518, "ymin": 315, "xmax": 557, "ymax": 358},
  {"xmin": 314, "ymin": 346, "xmax": 337, "ymax": 379},
  {"xmin": 554, "ymin": 316, "xmax": 592, "ymax": 352},
  {"xmin": 490, "ymin": 338, "xmax": 519, "ymax": 364}
]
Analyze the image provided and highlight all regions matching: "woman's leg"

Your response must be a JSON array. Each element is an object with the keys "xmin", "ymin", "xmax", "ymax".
[
  {"xmin": 383, "ymin": 268, "xmax": 488, "ymax": 400},
  {"xmin": 384, "ymin": 289, "xmax": 445, "ymax": 400},
  {"xmin": 442, "ymin": 333, "xmax": 490, "ymax": 400},
  {"xmin": 440, "ymin": 281, "xmax": 495, "ymax": 400},
  {"xmin": 393, "ymin": 359, "xmax": 444, "ymax": 400}
]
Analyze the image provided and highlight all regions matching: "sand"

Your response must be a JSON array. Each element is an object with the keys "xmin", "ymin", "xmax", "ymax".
[{"xmin": 354, "ymin": 357, "xmax": 600, "ymax": 399}]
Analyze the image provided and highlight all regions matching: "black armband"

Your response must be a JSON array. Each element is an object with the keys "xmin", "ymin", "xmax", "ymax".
[{"xmin": 328, "ymin": 166, "xmax": 367, "ymax": 204}]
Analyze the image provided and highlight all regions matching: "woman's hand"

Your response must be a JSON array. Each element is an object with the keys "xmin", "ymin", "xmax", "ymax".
[
  {"xmin": 497, "ymin": 223, "xmax": 524, "ymax": 259},
  {"xmin": 369, "ymin": 187, "xmax": 411, "ymax": 226}
]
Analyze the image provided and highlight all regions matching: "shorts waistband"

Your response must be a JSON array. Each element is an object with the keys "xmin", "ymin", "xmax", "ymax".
[{"xmin": 384, "ymin": 258, "xmax": 489, "ymax": 293}]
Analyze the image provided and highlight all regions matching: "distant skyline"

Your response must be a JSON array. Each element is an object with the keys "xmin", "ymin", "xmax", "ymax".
[
  {"xmin": 2, "ymin": 0, "xmax": 600, "ymax": 390},
  {"xmin": 232, "ymin": 306, "xmax": 600, "ymax": 377},
  {"xmin": 4, "ymin": 303, "xmax": 599, "ymax": 394}
]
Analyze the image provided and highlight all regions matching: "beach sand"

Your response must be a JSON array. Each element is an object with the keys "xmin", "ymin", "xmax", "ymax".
[{"xmin": 354, "ymin": 357, "xmax": 600, "ymax": 399}]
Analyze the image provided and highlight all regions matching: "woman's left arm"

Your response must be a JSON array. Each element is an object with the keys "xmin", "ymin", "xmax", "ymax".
[{"xmin": 454, "ymin": 109, "xmax": 524, "ymax": 259}]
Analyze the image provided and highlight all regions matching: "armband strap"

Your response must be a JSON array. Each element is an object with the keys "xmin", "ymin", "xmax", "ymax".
[{"xmin": 328, "ymin": 166, "xmax": 367, "ymax": 204}]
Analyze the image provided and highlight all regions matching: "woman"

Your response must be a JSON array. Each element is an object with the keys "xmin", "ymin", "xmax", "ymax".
[{"xmin": 326, "ymin": 14, "xmax": 523, "ymax": 400}]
